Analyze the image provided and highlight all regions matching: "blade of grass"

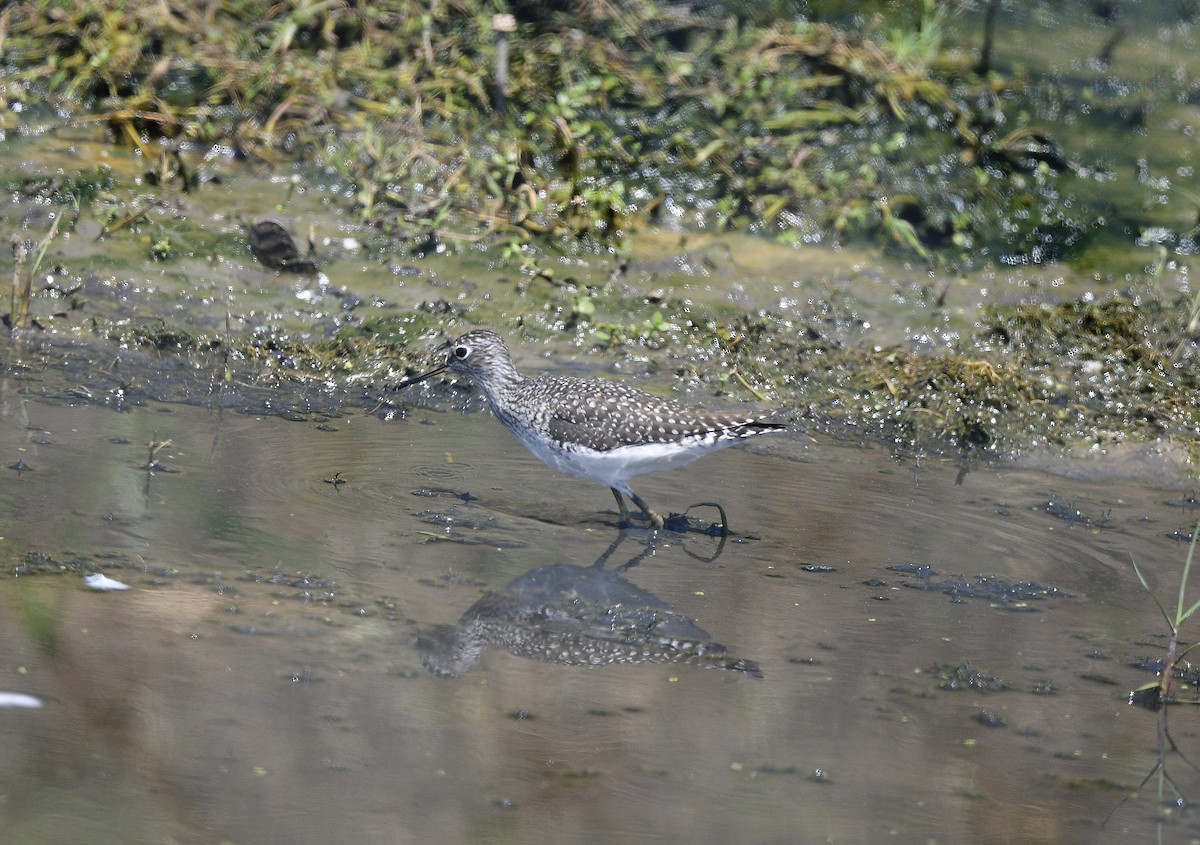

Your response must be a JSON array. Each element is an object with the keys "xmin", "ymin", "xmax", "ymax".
[
  {"xmin": 15, "ymin": 206, "xmax": 75, "ymax": 329},
  {"xmin": 1176, "ymin": 521, "xmax": 1200, "ymax": 625},
  {"xmin": 1175, "ymin": 640, "xmax": 1200, "ymax": 664},
  {"xmin": 1130, "ymin": 552, "xmax": 1175, "ymax": 632}
]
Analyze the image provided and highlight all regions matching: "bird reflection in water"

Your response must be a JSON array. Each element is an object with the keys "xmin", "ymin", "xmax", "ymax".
[{"xmin": 417, "ymin": 537, "xmax": 761, "ymax": 679}]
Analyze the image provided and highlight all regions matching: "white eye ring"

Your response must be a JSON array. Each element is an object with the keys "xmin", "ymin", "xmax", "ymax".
[{"xmin": 453, "ymin": 345, "xmax": 470, "ymax": 359}]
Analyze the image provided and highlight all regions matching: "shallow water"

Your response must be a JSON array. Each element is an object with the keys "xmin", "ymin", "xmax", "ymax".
[
  {"xmin": 5, "ymin": 1, "xmax": 1200, "ymax": 840},
  {"xmin": 2, "ymin": 384, "xmax": 1198, "ymax": 845}
]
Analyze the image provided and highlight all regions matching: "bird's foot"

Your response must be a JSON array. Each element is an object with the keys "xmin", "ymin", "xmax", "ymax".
[{"xmin": 614, "ymin": 512, "xmax": 663, "ymax": 531}]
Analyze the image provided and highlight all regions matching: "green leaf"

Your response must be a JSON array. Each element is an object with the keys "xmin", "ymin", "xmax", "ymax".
[{"xmin": 1130, "ymin": 552, "xmax": 1174, "ymax": 632}]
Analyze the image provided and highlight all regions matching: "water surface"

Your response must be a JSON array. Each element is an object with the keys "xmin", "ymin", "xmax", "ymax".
[{"xmin": 2, "ymin": 386, "xmax": 1195, "ymax": 844}]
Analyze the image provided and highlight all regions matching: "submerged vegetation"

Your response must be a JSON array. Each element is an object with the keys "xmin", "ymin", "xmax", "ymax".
[{"xmin": 0, "ymin": 1, "xmax": 1198, "ymax": 462}]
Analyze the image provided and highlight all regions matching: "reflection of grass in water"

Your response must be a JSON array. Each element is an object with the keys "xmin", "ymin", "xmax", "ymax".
[
  {"xmin": 199, "ymin": 516, "xmax": 324, "ymax": 571},
  {"xmin": 1114, "ymin": 520, "xmax": 1200, "ymax": 829},
  {"xmin": 8, "ymin": 580, "xmax": 62, "ymax": 658}
]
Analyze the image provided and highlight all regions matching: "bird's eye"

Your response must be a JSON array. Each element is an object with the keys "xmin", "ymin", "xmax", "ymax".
[{"xmin": 453, "ymin": 345, "xmax": 469, "ymax": 359}]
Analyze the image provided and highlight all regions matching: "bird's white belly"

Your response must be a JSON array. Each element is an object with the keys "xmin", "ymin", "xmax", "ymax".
[{"xmin": 518, "ymin": 434, "xmax": 730, "ymax": 489}]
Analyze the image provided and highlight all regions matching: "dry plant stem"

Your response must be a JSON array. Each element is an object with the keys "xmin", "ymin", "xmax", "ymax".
[
  {"xmin": 1156, "ymin": 665, "xmax": 1179, "ymax": 824},
  {"xmin": 99, "ymin": 202, "xmax": 158, "ymax": 238},
  {"xmin": 16, "ymin": 214, "xmax": 66, "ymax": 329},
  {"xmin": 1159, "ymin": 627, "xmax": 1181, "ymax": 701},
  {"xmin": 1167, "ymin": 287, "xmax": 1200, "ymax": 365},
  {"xmin": 9, "ymin": 235, "xmax": 26, "ymax": 327},
  {"xmin": 731, "ymin": 368, "xmax": 768, "ymax": 402},
  {"xmin": 16, "ymin": 270, "xmax": 32, "ymax": 329},
  {"xmin": 0, "ymin": 7, "xmax": 11, "ymax": 55}
]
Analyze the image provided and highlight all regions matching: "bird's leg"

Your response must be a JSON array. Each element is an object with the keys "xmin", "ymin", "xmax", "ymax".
[
  {"xmin": 611, "ymin": 487, "xmax": 663, "ymax": 529},
  {"xmin": 611, "ymin": 487, "xmax": 633, "ymax": 525},
  {"xmin": 626, "ymin": 488, "xmax": 664, "ymax": 530}
]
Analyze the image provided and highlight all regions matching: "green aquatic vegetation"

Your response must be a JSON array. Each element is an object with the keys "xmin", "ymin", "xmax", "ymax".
[
  {"xmin": 0, "ymin": 168, "xmax": 116, "ymax": 208},
  {"xmin": 982, "ymin": 294, "xmax": 1153, "ymax": 361},
  {"xmin": 978, "ymin": 291, "xmax": 1200, "ymax": 437},
  {"xmin": 593, "ymin": 310, "xmax": 679, "ymax": 349},
  {"xmin": 120, "ymin": 321, "xmax": 216, "ymax": 352},
  {"xmin": 1130, "ymin": 523, "xmax": 1200, "ymax": 707},
  {"xmin": 1114, "ymin": 522, "xmax": 1200, "ymax": 832},
  {"xmin": 7, "ymin": 211, "xmax": 71, "ymax": 331},
  {"xmin": 881, "ymin": 0, "xmax": 961, "ymax": 73},
  {"xmin": 826, "ymin": 348, "xmax": 1047, "ymax": 451},
  {"xmin": 5, "ymin": 281, "xmax": 1187, "ymax": 467},
  {"xmin": 0, "ymin": 1, "xmax": 1102, "ymax": 265},
  {"xmin": 149, "ymin": 236, "xmax": 173, "ymax": 261},
  {"xmin": 2, "ymin": 3, "xmax": 1193, "ymax": 454}
]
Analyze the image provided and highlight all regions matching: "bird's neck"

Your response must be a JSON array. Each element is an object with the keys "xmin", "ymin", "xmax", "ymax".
[{"xmin": 474, "ymin": 368, "xmax": 523, "ymax": 412}]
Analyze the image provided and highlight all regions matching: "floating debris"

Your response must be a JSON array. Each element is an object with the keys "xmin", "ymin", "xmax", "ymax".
[
  {"xmin": 238, "ymin": 568, "xmax": 338, "ymax": 591},
  {"xmin": 887, "ymin": 564, "xmax": 1065, "ymax": 606},
  {"xmin": 0, "ymin": 692, "xmax": 44, "ymax": 709},
  {"xmin": 1129, "ymin": 657, "xmax": 1200, "ymax": 688},
  {"xmin": 972, "ymin": 709, "xmax": 1006, "ymax": 728},
  {"xmin": 84, "ymin": 573, "xmax": 131, "ymax": 591},
  {"xmin": 1041, "ymin": 500, "xmax": 1113, "ymax": 529},
  {"xmin": 144, "ymin": 434, "xmax": 176, "ymax": 473},
  {"xmin": 932, "ymin": 661, "xmax": 1008, "ymax": 693}
]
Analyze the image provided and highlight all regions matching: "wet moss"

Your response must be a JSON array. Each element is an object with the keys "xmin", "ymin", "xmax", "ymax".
[
  {"xmin": 116, "ymin": 322, "xmax": 222, "ymax": 353},
  {"xmin": 822, "ymin": 349, "xmax": 1044, "ymax": 449},
  {"xmin": 4, "ymin": 243, "xmax": 1185, "ymax": 467},
  {"xmin": 42, "ymin": 273, "xmax": 1195, "ymax": 464},
  {"xmin": 1, "ymin": 168, "xmax": 116, "ymax": 206},
  {"xmin": 11, "ymin": 549, "xmax": 138, "ymax": 579},
  {"xmin": 978, "ymin": 292, "xmax": 1200, "ymax": 436},
  {"xmin": 982, "ymin": 294, "xmax": 1168, "ymax": 365}
]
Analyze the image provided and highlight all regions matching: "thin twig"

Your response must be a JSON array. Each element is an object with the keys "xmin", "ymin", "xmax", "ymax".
[{"xmin": 98, "ymin": 201, "xmax": 160, "ymax": 238}]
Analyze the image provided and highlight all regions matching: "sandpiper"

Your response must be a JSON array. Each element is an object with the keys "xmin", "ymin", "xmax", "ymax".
[{"xmin": 397, "ymin": 328, "xmax": 785, "ymax": 527}]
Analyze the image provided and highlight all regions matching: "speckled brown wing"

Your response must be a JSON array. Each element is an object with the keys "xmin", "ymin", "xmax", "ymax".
[{"xmin": 537, "ymin": 377, "xmax": 782, "ymax": 452}]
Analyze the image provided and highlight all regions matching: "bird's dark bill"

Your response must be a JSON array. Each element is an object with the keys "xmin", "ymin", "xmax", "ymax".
[{"xmin": 396, "ymin": 363, "xmax": 448, "ymax": 389}]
